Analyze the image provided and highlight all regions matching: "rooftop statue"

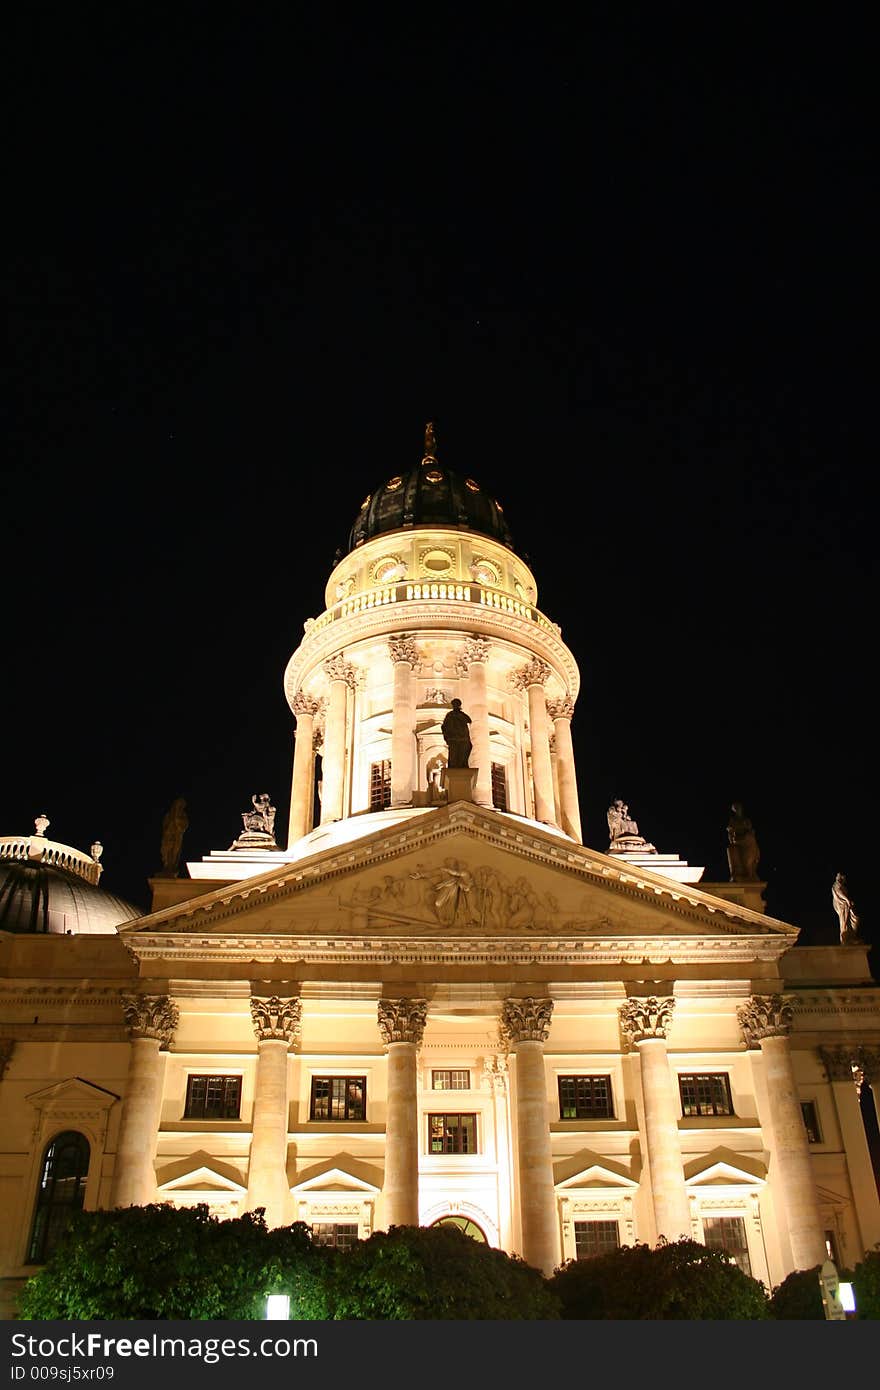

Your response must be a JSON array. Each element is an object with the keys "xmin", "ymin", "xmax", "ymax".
[
  {"xmin": 832, "ymin": 872, "xmax": 861, "ymax": 943},
  {"xmin": 441, "ymin": 699, "xmax": 472, "ymax": 769},
  {"xmin": 726, "ymin": 802, "xmax": 761, "ymax": 881},
  {"xmin": 607, "ymin": 799, "xmax": 656, "ymax": 854},
  {"xmin": 159, "ymin": 797, "xmax": 189, "ymax": 876},
  {"xmin": 242, "ymin": 792, "xmax": 277, "ymax": 840}
]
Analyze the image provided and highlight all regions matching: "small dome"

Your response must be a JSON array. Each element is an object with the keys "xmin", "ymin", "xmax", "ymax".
[
  {"xmin": 0, "ymin": 819, "xmax": 142, "ymax": 935},
  {"xmin": 347, "ymin": 423, "xmax": 515, "ymax": 554}
]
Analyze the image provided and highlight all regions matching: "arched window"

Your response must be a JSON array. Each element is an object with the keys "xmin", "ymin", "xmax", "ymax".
[
  {"xmin": 430, "ymin": 1215, "xmax": 487, "ymax": 1243},
  {"xmin": 27, "ymin": 1131, "xmax": 90, "ymax": 1263}
]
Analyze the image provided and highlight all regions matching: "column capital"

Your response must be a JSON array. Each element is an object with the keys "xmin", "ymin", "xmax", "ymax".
[
  {"xmin": 546, "ymin": 695, "xmax": 575, "ymax": 720},
  {"xmin": 619, "ymin": 995, "xmax": 675, "ymax": 1045},
  {"xmin": 388, "ymin": 635, "xmax": 420, "ymax": 666},
  {"xmin": 121, "ymin": 993, "xmax": 178, "ymax": 1047},
  {"xmin": 737, "ymin": 994, "xmax": 793, "ymax": 1047},
  {"xmin": 378, "ymin": 998, "xmax": 428, "ymax": 1046},
  {"xmin": 458, "ymin": 636, "xmax": 491, "ymax": 670},
  {"xmin": 501, "ymin": 997, "xmax": 554, "ymax": 1044},
  {"xmin": 510, "ymin": 657, "xmax": 550, "ymax": 692},
  {"xmin": 820, "ymin": 1045, "xmax": 857, "ymax": 1081},
  {"xmin": 324, "ymin": 655, "xmax": 359, "ymax": 688},
  {"xmin": 250, "ymin": 995, "xmax": 302, "ymax": 1044},
  {"xmin": 292, "ymin": 690, "xmax": 319, "ymax": 717},
  {"xmin": 856, "ymin": 1046, "xmax": 880, "ymax": 1085}
]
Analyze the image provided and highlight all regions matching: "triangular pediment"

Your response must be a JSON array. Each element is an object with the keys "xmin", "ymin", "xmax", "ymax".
[
  {"xmin": 554, "ymin": 1149, "xmax": 639, "ymax": 1189},
  {"xmin": 120, "ymin": 804, "xmax": 797, "ymax": 968},
  {"xmin": 684, "ymin": 1147, "xmax": 767, "ymax": 1186},
  {"xmin": 155, "ymin": 1150, "xmax": 246, "ymax": 1193},
  {"xmin": 290, "ymin": 1152, "xmax": 382, "ymax": 1195},
  {"xmin": 26, "ymin": 1077, "xmax": 119, "ymax": 1112}
]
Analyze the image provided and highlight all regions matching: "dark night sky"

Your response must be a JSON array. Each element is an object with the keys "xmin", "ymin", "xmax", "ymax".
[{"xmin": 2, "ymin": 10, "xmax": 874, "ymax": 962}]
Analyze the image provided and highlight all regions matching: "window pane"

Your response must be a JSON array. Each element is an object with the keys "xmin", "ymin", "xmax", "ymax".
[
  {"xmin": 27, "ymin": 1132, "xmax": 90, "ymax": 1264},
  {"xmin": 185, "ymin": 1075, "xmax": 241, "ymax": 1120},
  {"xmin": 311, "ymin": 1076, "xmax": 366, "ymax": 1121},
  {"xmin": 703, "ymin": 1216, "xmax": 751, "ymax": 1276},
  {"xmin": 574, "ymin": 1220, "xmax": 620, "ymax": 1259},
  {"xmin": 678, "ymin": 1073, "xmax": 733, "ymax": 1117},
  {"xmin": 432, "ymin": 1070, "xmax": 470, "ymax": 1091},
  {"xmin": 427, "ymin": 1113, "xmax": 477, "ymax": 1154},
  {"xmin": 801, "ymin": 1101, "xmax": 821, "ymax": 1143},
  {"xmin": 311, "ymin": 1223, "xmax": 359, "ymax": 1251},
  {"xmin": 558, "ymin": 1075, "xmax": 613, "ymax": 1119}
]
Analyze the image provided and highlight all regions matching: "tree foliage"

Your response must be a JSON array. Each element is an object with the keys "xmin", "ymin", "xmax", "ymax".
[
  {"xmin": 548, "ymin": 1238, "xmax": 769, "ymax": 1319},
  {"xmin": 321, "ymin": 1223, "xmax": 560, "ymax": 1319},
  {"xmin": 17, "ymin": 1205, "xmax": 329, "ymax": 1321},
  {"xmin": 852, "ymin": 1248, "xmax": 880, "ymax": 1319},
  {"xmin": 767, "ymin": 1265, "xmax": 825, "ymax": 1319}
]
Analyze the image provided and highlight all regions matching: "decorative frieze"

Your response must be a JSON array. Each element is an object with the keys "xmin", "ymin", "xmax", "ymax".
[
  {"xmin": 510, "ymin": 657, "xmax": 551, "ymax": 692},
  {"xmin": 377, "ymin": 998, "xmax": 428, "ymax": 1046},
  {"xmin": 618, "ymin": 995, "xmax": 675, "ymax": 1045},
  {"xmin": 121, "ymin": 994, "xmax": 178, "ymax": 1047},
  {"xmin": 737, "ymin": 994, "xmax": 793, "ymax": 1047},
  {"xmin": 250, "ymin": 995, "xmax": 302, "ymax": 1043},
  {"xmin": 546, "ymin": 696, "xmax": 575, "ymax": 720},
  {"xmin": 501, "ymin": 997, "xmax": 554, "ymax": 1044},
  {"xmin": 388, "ymin": 635, "xmax": 420, "ymax": 666}
]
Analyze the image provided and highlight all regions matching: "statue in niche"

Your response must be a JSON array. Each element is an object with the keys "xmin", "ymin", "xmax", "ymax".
[
  {"xmin": 426, "ymin": 754, "xmax": 447, "ymax": 804},
  {"xmin": 159, "ymin": 797, "xmax": 189, "ymax": 876},
  {"xmin": 726, "ymin": 802, "xmax": 760, "ymax": 881},
  {"xmin": 832, "ymin": 872, "xmax": 861, "ymax": 943},
  {"xmin": 441, "ymin": 699, "xmax": 472, "ymax": 768}
]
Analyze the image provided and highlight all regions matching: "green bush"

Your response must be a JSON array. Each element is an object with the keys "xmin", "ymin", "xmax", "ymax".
[
  {"xmin": 853, "ymin": 1248, "xmax": 880, "ymax": 1319},
  {"xmin": 322, "ymin": 1223, "xmax": 560, "ymax": 1319},
  {"xmin": 17, "ymin": 1204, "xmax": 329, "ymax": 1320},
  {"xmin": 548, "ymin": 1237, "xmax": 769, "ymax": 1319}
]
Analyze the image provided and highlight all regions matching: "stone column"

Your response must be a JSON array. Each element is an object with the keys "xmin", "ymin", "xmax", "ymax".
[
  {"xmin": 546, "ymin": 696, "xmax": 582, "ymax": 843},
  {"xmin": 378, "ymin": 998, "xmax": 427, "ymax": 1229},
  {"xmin": 112, "ymin": 995, "xmax": 178, "ymax": 1209},
  {"xmin": 738, "ymin": 995, "xmax": 826, "ymax": 1269},
  {"xmin": 512, "ymin": 659, "xmax": 556, "ymax": 826},
  {"xmin": 242, "ymin": 994, "xmax": 301, "ymax": 1229},
  {"xmin": 503, "ymin": 997, "xmax": 558, "ymax": 1275},
  {"xmin": 459, "ymin": 637, "xmax": 493, "ymax": 807},
  {"xmin": 619, "ymin": 995, "xmax": 691, "ymax": 1243},
  {"xmin": 389, "ymin": 636, "xmax": 419, "ymax": 807},
  {"xmin": 288, "ymin": 692, "xmax": 319, "ymax": 847},
  {"xmin": 821, "ymin": 1046, "xmax": 880, "ymax": 1255},
  {"xmin": 320, "ymin": 656, "xmax": 357, "ymax": 824}
]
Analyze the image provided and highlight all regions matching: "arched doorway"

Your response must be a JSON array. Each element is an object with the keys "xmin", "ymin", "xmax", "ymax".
[{"xmin": 430, "ymin": 1214, "xmax": 487, "ymax": 1243}]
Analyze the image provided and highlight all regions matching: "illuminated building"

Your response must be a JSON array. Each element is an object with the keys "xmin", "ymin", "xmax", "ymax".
[{"xmin": 1, "ymin": 424, "xmax": 878, "ymax": 1315}]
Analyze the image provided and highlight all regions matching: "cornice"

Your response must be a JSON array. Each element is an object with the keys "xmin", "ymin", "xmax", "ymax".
[{"xmin": 284, "ymin": 597, "xmax": 579, "ymax": 704}]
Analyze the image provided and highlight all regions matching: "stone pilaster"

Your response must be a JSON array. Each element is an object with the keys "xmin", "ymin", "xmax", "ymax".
[
  {"xmin": 619, "ymin": 995, "xmax": 691, "ymax": 1243},
  {"xmin": 459, "ymin": 637, "xmax": 493, "ymax": 807},
  {"xmin": 389, "ymin": 636, "xmax": 419, "ymax": 807},
  {"xmin": 502, "ymin": 997, "xmax": 558, "ymax": 1275},
  {"xmin": 288, "ymin": 692, "xmax": 319, "ymax": 846},
  {"xmin": 320, "ymin": 656, "xmax": 357, "ymax": 824},
  {"xmin": 242, "ymin": 994, "xmax": 301, "ymax": 1228},
  {"xmin": 738, "ymin": 995, "xmax": 826, "ymax": 1269},
  {"xmin": 483, "ymin": 1055, "xmax": 513, "ymax": 1249},
  {"xmin": 511, "ymin": 659, "xmax": 555, "ymax": 826},
  {"xmin": 112, "ymin": 995, "xmax": 178, "ymax": 1209},
  {"xmin": 378, "ymin": 998, "xmax": 427, "ymax": 1229},
  {"xmin": 546, "ymin": 696, "xmax": 582, "ymax": 843}
]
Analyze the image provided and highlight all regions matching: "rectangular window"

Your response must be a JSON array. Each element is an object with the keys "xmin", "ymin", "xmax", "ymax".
[
  {"xmin": 428, "ymin": 1113, "xmax": 477, "ymax": 1154},
  {"xmin": 703, "ymin": 1215, "xmax": 752, "ymax": 1276},
  {"xmin": 184, "ymin": 1075, "xmax": 242, "ymax": 1120},
  {"xmin": 801, "ymin": 1100, "xmax": 822, "ymax": 1143},
  {"xmin": 574, "ymin": 1220, "xmax": 620, "ymax": 1260},
  {"xmin": 432, "ymin": 1069, "xmax": 470, "ymax": 1091},
  {"xmin": 824, "ymin": 1230, "xmax": 839, "ymax": 1264},
  {"xmin": 310, "ymin": 1076, "xmax": 366, "ymax": 1122},
  {"xmin": 678, "ymin": 1073, "xmax": 734, "ymax": 1117},
  {"xmin": 491, "ymin": 763, "xmax": 508, "ymax": 812},
  {"xmin": 369, "ymin": 760, "xmax": 392, "ymax": 811},
  {"xmin": 558, "ymin": 1075, "xmax": 614, "ymax": 1120},
  {"xmin": 311, "ymin": 1223, "xmax": 359, "ymax": 1252}
]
